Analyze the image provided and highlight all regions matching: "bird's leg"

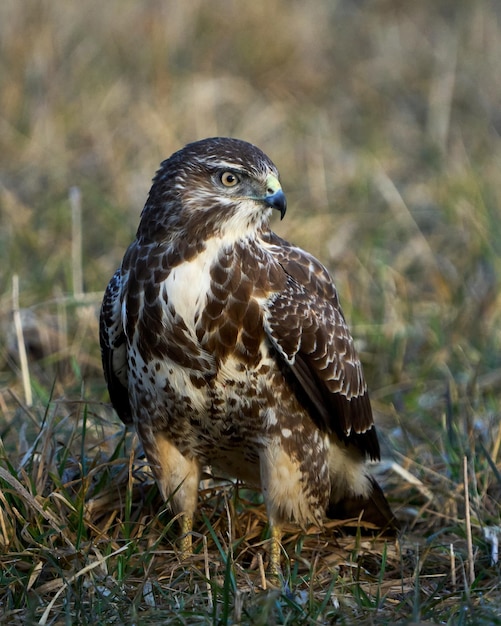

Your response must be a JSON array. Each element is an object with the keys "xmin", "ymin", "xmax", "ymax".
[
  {"xmin": 259, "ymin": 448, "xmax": 290, "ymax": 579},
  {"xmin": 178, "ymin": 513, "xmax": 193, "ymax": 557},
  {"xmin": 268, "ymin": 522, "xmax": 283, "ymax": 578},
  {"xmin": 147, "ymin": 432, "xmax": 201, "ymax": 559}
]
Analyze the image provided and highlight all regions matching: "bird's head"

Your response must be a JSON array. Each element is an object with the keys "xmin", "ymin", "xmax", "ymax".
[{"xmin": 137, "ymin": 137, "xmax": 287, "ymax": 243}]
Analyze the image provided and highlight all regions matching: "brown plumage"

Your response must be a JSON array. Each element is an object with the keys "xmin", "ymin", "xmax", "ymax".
[{"xmin": 100, "ymin": 137, "xmax": 397, "ymax": 572}]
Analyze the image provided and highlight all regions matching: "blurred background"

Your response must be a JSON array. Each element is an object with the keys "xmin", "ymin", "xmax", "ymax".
[{"xmin": 1, "ymin": 0, "xmax": 501, "ymax": 460}]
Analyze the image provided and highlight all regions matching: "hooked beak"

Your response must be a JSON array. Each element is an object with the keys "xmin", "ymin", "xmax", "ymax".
[{"xmin": 264, "ymin": 175, "xmax": 287, "ymax": 220}]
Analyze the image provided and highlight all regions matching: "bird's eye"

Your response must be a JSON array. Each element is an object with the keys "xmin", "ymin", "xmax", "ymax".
[{"xmin": 220, "ymin": 171, "xmax": 240, "ymax": 187}]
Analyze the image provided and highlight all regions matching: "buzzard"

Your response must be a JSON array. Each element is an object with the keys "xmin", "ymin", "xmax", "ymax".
[{"xmin": 100, "ymin": 137, "xmax": 397, "ymax": 572}]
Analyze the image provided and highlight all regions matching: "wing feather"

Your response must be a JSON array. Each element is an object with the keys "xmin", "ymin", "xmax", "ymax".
[
  {"xmin": 99, "ymin": 269, "xmax": 132, "ymax": 425},
  {"xmin": 262, "ymin": 232, "xmax": 380, "ymax": 460}
]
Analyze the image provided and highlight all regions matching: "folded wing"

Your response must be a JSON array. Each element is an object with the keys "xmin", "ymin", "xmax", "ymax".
[{"xmin": 262, "ymin": 232, "xmax": 380, "ymax": 461}]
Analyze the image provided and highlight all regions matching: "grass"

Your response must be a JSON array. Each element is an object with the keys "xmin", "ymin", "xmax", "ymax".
[{"xmin": 1, "ymin": 0, "xmax": 501, "ymax": 623}]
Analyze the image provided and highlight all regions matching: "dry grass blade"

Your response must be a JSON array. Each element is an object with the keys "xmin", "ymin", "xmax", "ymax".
[
  {"xmin": 69, "ymin": 186, "xmax": 83, "ymax": 299},
  {"xmin": 11, "ymin": 275, "xmax": 32, "ymax": 408},
  {"xmin": 463, "ymin": 456, "xmax": 475, "ymax": 586}
]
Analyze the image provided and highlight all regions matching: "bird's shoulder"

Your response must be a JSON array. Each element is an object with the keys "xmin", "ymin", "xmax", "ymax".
[{"xmin": 260, "ymin": 231, "xmax": 339, "ymax": 302}]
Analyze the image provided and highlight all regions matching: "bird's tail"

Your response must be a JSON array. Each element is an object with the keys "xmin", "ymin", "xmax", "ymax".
[{"xmin": 327, "ymin": 476, "xmax": 399, "ymax": 534}]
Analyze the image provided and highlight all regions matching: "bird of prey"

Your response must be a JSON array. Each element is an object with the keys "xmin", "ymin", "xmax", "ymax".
[{"xmin": 100, "ymin": 137, "xmax": 397, "ymax": 573}]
